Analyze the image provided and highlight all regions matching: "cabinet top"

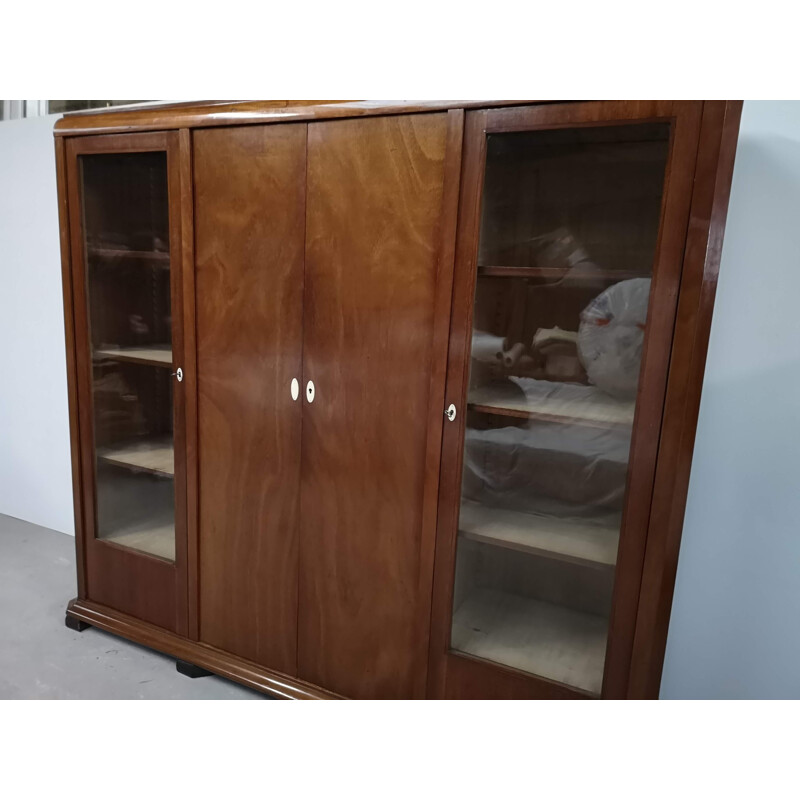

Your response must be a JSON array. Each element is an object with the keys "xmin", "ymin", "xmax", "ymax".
[{"xmin": 53, "ymin": 99, "xmax": 536, "ymax": 137}]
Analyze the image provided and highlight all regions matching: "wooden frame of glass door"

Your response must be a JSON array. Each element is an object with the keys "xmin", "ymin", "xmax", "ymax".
[
  {"xmin": 428, "ymin": 101, "xmax": 710, "ymax": 699},
  {"xmin": 64, "ymin": 131, "xmax": 188, "ymax": 635}
]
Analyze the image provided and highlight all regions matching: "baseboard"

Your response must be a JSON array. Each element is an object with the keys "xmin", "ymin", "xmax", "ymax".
[{"xmin": 65, "ymin": 598, "xmax": 342, "ymax": 699}]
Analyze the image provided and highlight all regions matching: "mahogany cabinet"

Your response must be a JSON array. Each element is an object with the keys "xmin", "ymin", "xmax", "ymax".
[{"xmin": 56, "ymin": 100, "xmax": 742, "ymax": 699}]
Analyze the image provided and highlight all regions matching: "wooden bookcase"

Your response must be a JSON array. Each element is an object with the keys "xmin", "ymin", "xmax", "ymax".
[{"xmin": 56, "ymin": 100, "xmax": 742, "ymax": 699}]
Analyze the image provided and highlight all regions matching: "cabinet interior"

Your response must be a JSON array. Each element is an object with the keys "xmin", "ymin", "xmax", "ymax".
[
  {"xmin": 451, "ymin": 122, "xmax": 670, "ymax": 695},
  {"xmin": 80, "ymin": 150, "xmax": 176, "ymax": 561}
]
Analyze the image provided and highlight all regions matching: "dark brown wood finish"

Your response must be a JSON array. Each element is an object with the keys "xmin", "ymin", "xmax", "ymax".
[
  {"xmin": 168, "ymin": 130, "xmax": 189, "ymax": 638},
  {"xmin": 428, "ymin": 109, "xmax": 489, "ymax": 698},
  {"xmin": 65, "ymin": 131, "xmax": 187, "ymax": 633},
  {"xmin": 299, "ymin": 113, "xmax": 451, "ymax": 699},
  {"xmin": 414, "ymin": 109, "xmax": 466, "ymax": 694},
  {"xmin": 66, "ymin": 598, "xmax": 341, "ymax": 699},
  {"xmin": 55, "ymin": 136, "xmax": 87, "ymax": 598},
  {"xmin": 428, "ymin": 101, "xmax": 707, "ymax": 700},
  {"xmin": 443, "ymin": 653, "xmax": 590, "ymax": 699},
  {"xmin": 627, "ymin": 101, "xmax": 743, "ymax": 698},
  {"xmin": 193, "ymin": 124, "xmax": 306, "ymax": 674},
  {"xmin": 179, "ymin": 128, "xmax": 200, "ymax": 640}
]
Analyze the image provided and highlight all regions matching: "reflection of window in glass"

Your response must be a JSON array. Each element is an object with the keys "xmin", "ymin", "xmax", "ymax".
[{"xmin": 47, "ymin": 101, "xmax": 149, "ymax": 114}]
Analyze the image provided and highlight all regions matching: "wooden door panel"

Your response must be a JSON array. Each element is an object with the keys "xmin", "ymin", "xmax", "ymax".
[
  {"xmin": 299, "ymin": 113, "xmax": 450, "ymax": 699},
  {"xmin": 194, "ymin": 124, "xmax": 306, "ymax": 674},
  {"xmin": 65, "ymin": 132, "xmax": 187, "ymax": 634}
]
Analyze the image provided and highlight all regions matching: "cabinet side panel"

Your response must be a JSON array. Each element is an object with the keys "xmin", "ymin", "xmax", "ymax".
[
  {"xmin": 194, "ymin": 124, "xmax": 306, "ymax": 675},
  {"xmin": 299, "ymin": 113, "xmax": 448, "ymax": 699},
  {"xmin": 628, "ymin": 101, "xmax": 743, "ymax": 698},
  {"xmin": 55, "ymin": 136, "xmax": 86, "ymax": 597}
]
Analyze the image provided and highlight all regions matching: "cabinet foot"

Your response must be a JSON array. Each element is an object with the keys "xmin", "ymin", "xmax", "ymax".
[
  {"xmin": 65, "ymin": 614, "xmax": 90, "ymax": 632},
  {"xmin": 176, "ymin": 659, "xmax": 212, "ymax": 679}
]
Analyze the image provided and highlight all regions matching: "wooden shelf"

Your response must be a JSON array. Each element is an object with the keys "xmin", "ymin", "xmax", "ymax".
[
  {"xmin": 468, "ymin": 382, "xmax": 634, "ymax": 428},
  {"xmin": 459, "ymin": 499, "xmax": 619, "ymax": 568},
  {"xmin": 98, "ymin": 437, "xmax": 174, "ymax": 477},
  {"xmin": 102, "ymin": 520, "xmax": 175, "ymax": 561},
  {"xmin": 451, "ymin": 589, "xmax": 608, "ymax": 695},
  {"xmin": 94, "ymin": 345, "xmax": 172, "ymax": 367},
  {"xmin": 478, "ymin": 265, "xmax": 648, "ymax": 281},
  {"xmin": 88, "ymin": 247, "xmax": 170, "ymax": 264}
]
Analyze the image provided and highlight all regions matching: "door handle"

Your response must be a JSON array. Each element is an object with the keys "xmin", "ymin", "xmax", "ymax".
[
  {"xmin": 171, "ymin": 367, "xmax": 183, "ymax": 382},
  {"xmin": 291, "ymin": 378, "xmax": 299, "ymax": 401}
]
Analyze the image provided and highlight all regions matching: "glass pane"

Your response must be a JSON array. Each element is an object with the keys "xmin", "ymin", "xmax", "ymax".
[
  {"xmin": 80, "ymin": 151, "xmax": 175, "ymax": 561},
  {"xmin": 450, "ymin": 123, "xmax": 670, "ymax": 694}
]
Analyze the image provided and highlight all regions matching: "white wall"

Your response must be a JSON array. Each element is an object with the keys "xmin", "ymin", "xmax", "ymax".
[
  {"xmin": 661, "ymin": 101, "xmax": 800, "ymax": 698},
  {"xmin": 0, "ymin": 114, "xmax": 74, "ymax": 534}
]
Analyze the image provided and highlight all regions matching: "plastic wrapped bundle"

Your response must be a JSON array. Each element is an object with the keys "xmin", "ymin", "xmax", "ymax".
[
  {"xmin": 578, "ymin": 278, "xmax": 651, "ymax": 400},
  {"xmin": 461, "ymin": 420, "xmax": 632, "ymax": 516}
]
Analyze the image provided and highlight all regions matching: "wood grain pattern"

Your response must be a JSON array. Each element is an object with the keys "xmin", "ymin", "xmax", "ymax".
[
  {"xmin": 627, "ymin": 101, "xmax": 744, "ymax": 698},
  {"xmin": 65, "ymin": 131, "xmax": 186, "ymax": 633},
  {"xmin": 298, "ymin": 113, "xmax": 449, "ymax": 699},
  {"xmin": 194, "ymin": 124, "xmax": 306, "ymax": 674}
]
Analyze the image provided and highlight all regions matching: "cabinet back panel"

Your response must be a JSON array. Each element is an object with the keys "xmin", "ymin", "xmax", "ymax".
[
  {"xmin": 299, "ymin": 113, "xmax": 449, "ymax": 698},
  {"xmin": 194, "ymin": 124, "xmax": 306, "ymax": 674}
]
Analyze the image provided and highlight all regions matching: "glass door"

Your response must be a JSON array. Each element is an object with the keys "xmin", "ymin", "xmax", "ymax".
[
  {"xmin": 78, "ymin": 149, "xmax": 177, "ymax": 561},
  {"xmin": 443, "ymin": 109, "xmax": 693, "ymax": 697},
  {"xmin": 66, "ymin": 130, "xmax": 187, "ymax": 633}
]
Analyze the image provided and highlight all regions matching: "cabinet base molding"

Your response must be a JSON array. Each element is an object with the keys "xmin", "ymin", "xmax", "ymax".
[{"xmin": 64, "ymin": 599, "xmax": 343, "ymax": 700}]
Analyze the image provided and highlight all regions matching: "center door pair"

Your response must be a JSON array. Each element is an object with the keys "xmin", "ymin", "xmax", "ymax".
[{"xmin": 192, "ymin": 114, "xmax": 458, "ymax": 699}]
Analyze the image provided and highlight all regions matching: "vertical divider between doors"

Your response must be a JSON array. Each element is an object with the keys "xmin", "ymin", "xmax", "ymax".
[
  {"xmin": 295, "ymin": 122, "xmax": 310, "ymax": 674},
  {"xmin": 179, "ymin": 128, "xmax": 200, "ymax": 640},
  {"xmin": 414, "ymin": 109, "xmax": 465, "ymax": 698},
  {"xmin": 427, "ymin": 110, "xmax": 488, "ymax": 697},
  {"xmin": 168, "ymin": 131, "xmax": 189, "ymax": 637}
]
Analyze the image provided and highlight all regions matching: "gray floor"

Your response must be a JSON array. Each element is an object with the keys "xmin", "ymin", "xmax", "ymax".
[{"xmin": 0, "ymin": 513, "xmax": 261, "ymax": 699}]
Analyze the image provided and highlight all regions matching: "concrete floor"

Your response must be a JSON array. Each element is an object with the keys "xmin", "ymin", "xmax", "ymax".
[{"xmin": 0, "ymin": 513, "xmax": 261, "ymax": 699}]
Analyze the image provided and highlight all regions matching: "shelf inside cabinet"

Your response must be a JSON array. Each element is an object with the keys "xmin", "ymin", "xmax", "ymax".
[
  {"xmin": 103, "ymin": 519, "xmax": 175, "ymax": 561},
  {"xmin": 478, "ymin": 265, "xmax": 649, "ymax": 281},
  {"xmin": 94, "ymin": 345, "xmax": 172, "ymax": 367},
  {"xmin": 451, "ymin": 588, "xmax": 607, "ymax": 695},
  {"xmin": 88, "ymin": 247, "xmax": 170, "ymax": 266},
  {"xmin": 98, "ymin": 437, "xmax": 174, "ymax": 477},
  {"xmin": 468, "ymin": 381, "xmax": 634, "ymax": 428},
  {"xmin": 459, "ymin": 499, "xmax": 619, "ymax": 568}
]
